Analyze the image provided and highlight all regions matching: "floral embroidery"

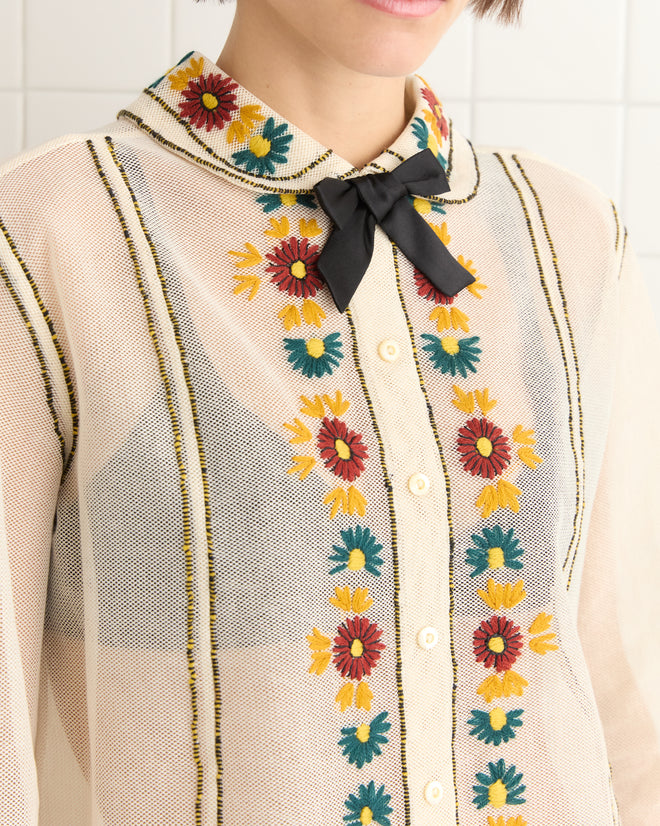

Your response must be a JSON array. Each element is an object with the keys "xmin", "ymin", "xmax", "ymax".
[
  {"xmin": 473, "ymin": 759, "xmax": 526, "ymax": 809},
  {"xmin": 414, "ymin": 266, "xmax": 456, "ymax": 304},
  {"xmin": 344, "ymin": 781, "xmax": 393, "ymax": 826},
  {"xmin": 266, "ymin": 236, "xmax": 324, "ymax": 298},
  {"xmin": 339, "ymin": 711, "xmax": 391, "ymax": 768},
  {"xmin": 257, "ymin": 192, "xmax": 317, "ymax": 212},
  {"xmin": 410, "ymin": 196, "xmax": 445, "ymax": 216},
  {"xmin": 421, "ymin": 333, "xmax": 481, "ymax": 377},
  {"xmin": 307, "ymin": 587, "xmax": 383, "ymax": 711},
  {"xmin": 329, "ymin": 525, "xmax": 384, "ymax": 576},
  {"xmin": 420, "ymin": 84, "xmax": 449, "ymax": 145},
  {"xmin": 466, "ymin": 525, "xmax": 524, "ymax": 577},
  {"xmin": 317, "ymin": 417, "xmax": 368, "ymax": 482},
  {"xmin": 487, "ymin": 817, "xmax": 528, "ymax": 826},
  {"xmin": 284, "ymin": 332, "xmax": 343, "ymax": 378},
  {"xmin": 458, "ymin": 418, "xmax": 511, "ymax": 479},
  {"xmin": 528, "ymin": 613, "xmax": 559, "ymax": 654},
  {"xmin": 477, "ymin": 579, "xmax": 526, "ymax": 611},
  {"xmin": 167, "ymin": 54, "xmax": 204, "ymax": 90},
  {"xmin": 473, "ymin": 615, "xmax": 523, "ymax": 672},
  {"xmin": 477, "ymin": 671, "xmax": 529, "ymax": 704},
  {"xmin": 411, "ymin": 117, "xmax": 444, "ymax": 166},
  {"xmin": 467, "ymin": 708, "xmax": 524, "ymax": 746},
  {"xmin": 232, "ymin": 116, "xmax": 293, "ymax": 175},
  {"xmin": 178, "ymin": 73, "xmax": 239, "ymax": 132},
  {"xmin": 226, "ymin": 104, "xmax": 266, "ymax": 145}
]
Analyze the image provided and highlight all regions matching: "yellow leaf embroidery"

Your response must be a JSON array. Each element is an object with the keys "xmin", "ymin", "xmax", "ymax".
[
  {"xmin": 497, "ymin": 479, "xmax": 522, "ymax": 513},
  {"xmin": 429, "ymin": 305, "xmax": 451, "ymax": 331},
  {"xmin": 287, "ymin": 455, "xmax": 315, "ymax": 480},
  {"xmin": 347, "ymin": 486, "xmax": 367, "ymax": 516},
  {"xmin": 477, "ymin": 674, "xmax": 503, "ymax": 703},
  {"xmin": 329, "ymin": 585, "xmax": 352, "ymax": 612},
  {"xmin": 452, "ymin": 384, "xmax": 475, "ymax": 414},
  {"xmin": 476, "ymin": 484, "xmax": 498, "ymax": 518},
  {"xmin": 413, "ymin": 197, "xmax": 432, "ymax": 214},
  {"xmin": 430, "ymin": 222, "xmax": 451, "ymax": 245},
  {"xmin": 529, "ymin": 633, "xmax": 559, "ymax": 655},
  {"xmin": 501, "ymin": 670, "xmax": 528, "ymax": 697},
  {"xmin": 466, "ymin": 276, "xmax": 488, "ymax": 299},
  {"xmin": 477, "ymin": 579, "xmax": 504, "ymax": 610},
  {"xmin": 512, "ymin": 424, "xmax": 536, "ymax": 445},
  {"xmin": 502, "ymin": 580, "xmax": 526, "ymax": 609},
  {"xmin": 450, "ymin": 306, "xmax": 470, "ymax": 332},
  {"xmin": 302, "ymin": 298, "xmax": 325, "ymax": 327},
  {"xmin": 456, "ymin": 254, "xmax": 477, "ymax": 277},
  {"xmin": 168, "ymin": 58, "xmax": 204, "ymax": 91},
  {"xmin": 475, "ymin": 388, "xmax": 497, "ymax": 415},
  {"xmin": 231, "ymin": 273, "xmax": 261, "ymax": 300},
  {"xmin": 529, "ymin": 612, "xmax": 553, "ymax": 634},
  {"xmin": 300, "ymin": 218, "xmax": 322, "ymax": 237},
  {"xmin": 488, "ymin": 816, "xmax": 528, "ymax": 826},
  {"xmin": 324, "ymin": 487, "xmax": 348, "ymax": 519},
  {"xmin": 351, "ymin": 587, "xmax": 373, "ymax": 613},
  {"xmin": 238, "ymin": 103, "xmax": 265, "ymax": 131},
  {"xmin": 323, "ymin": 390, "xmax": 350, "ymax": 417},
  {"xmin": 299, "ymin": 394, "xmax": 326, "ymax": 418},
  {"xmin": 518, "ymin": 446, "xmax": 543, "ymax": 469},
  {"xmin": 308, "ymin": 651, "xmax": 331, "ymax": 675},
  {"xmin": 336, "ymin": 683, "xmax": 354, "ymax": 712},
  {"xmin": 306, "ymin": 627, "xmax": 331, "ymax": 651},
  {"xmin": 283, "ymin": 418, "xmax": 312, "ymax": 444},
  {"xmin": 226, "ymin": 120, "xmax": 250, "ymax": 145},
  {"xmin": 278, "ymin": 304, "xmax": 302, "ymax": 331},
  {"xmin": 265, "ymin": 216, "xmax": 290, "ymax": 238},
  {"xmin": 228, "ymin": 242, "xmax": 263, "ymax": 268},
  {"xmin": 355, "ymin": 681, "xmax": 373, "ymax": 711}
]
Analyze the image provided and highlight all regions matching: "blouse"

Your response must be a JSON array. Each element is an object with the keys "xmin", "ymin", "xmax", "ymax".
[{"xmin": 0, "ymin": 49, "xmax": 659, "ymax": 826}]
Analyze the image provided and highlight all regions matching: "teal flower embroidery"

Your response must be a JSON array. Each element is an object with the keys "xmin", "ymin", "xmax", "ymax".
[
  {"xmin": 339, "ymin": 711, "xmax": 391, "ymax": 768},
  {"xmin": 256, "ymin": 193, "xmax": 317, "ymax": 213},
  {"xmin": 421, "ymin": 333, "xmax": 481, "ymax": 377},
  {"xmin": 283, "ymin": 332, "xmax": 343, "ymax": 378},
  {"xmin": 411, "ymin": 117, "xmax": 446, "ymax": 168},
  {"xmin": 472, "ymin": 758, "xmax": 526, "ymax": 809},
  {"xmin": 329, "ymin": 525, "xmax": 384, "ymax": 576},
  {"xmin": 466, "ymin": 525, "xmax": 524, "ymax": 578},
  {"xmin": 408, "ymin": 194, "xmax": 446, "ymax": 216},
  {"xmin": 344, "ymin": 780, "xmax": 393, "ymax": 826},
  {"xmin": 232, "ymin": 117, "xmax": 293, "ymax": 175},
  {"xmin": 467, "ymin": 707, "xmax": 523, "ymax": 746}
]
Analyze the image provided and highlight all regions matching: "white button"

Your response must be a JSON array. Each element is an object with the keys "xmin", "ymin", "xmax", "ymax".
[
  {"xmin": 408, "ymin": 472, "xmax": 430, "ymax": 496},
  {"xmin": 424, "ymin": 780, "xmax": 443, "ymax": 805},
  {"xmin": 417, "ymin": 626, "xmax": 439, "ymax": 650},
  {"xmin": 378, "ymin": 339, "xmax": 400, "ymax": 362}
]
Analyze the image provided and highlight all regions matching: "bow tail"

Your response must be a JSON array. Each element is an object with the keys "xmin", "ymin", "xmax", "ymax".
[
  {"xmin": 316, "ymin": 214, "xmax": 376, "ymax": 313},
  {"xmin": 382, "ymin": 202, "xmax": 476, "ymax": 299}
]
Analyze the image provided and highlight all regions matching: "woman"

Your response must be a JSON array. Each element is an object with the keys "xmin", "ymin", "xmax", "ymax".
[{"xmin": 1, "ymin": 0, "xmax": 658, "ymax": 823}]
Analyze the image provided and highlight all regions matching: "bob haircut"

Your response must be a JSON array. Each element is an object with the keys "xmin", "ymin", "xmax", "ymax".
[{"xmin": 202, "ymin": 0, "xmax": 524, "ymax": 24}]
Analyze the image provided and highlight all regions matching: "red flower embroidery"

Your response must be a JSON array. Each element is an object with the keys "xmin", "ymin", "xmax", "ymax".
[
  {"xmin": 333, "ymin": 616, "xmax": 385, "ymax": 680},
  {"xmin": 421, "ymin": 87, "xmax": 449, "ymax": 140},
  {"xmin": 413, "ymin": 267, "xmax": 455, "ymax": 304},
  {"xmin": 178, "ymin": 73, "xmax": 239, "ymax": 132},
  {"xmin": 266, "ymin": 236, "xmax": 324, "ymax": 298},
  {"xmin": 457, "ymin": 418, "xmax": 511, "ymax": 479},
  {"xmin": 317, "ymin": 417, "xmax": 368, "ymax": 482},
  {"xmin": 473, "ymin": 615, "xmax": 523, "ymax": 672}
]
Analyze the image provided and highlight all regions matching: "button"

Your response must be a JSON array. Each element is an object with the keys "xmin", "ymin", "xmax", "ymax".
[
  {"xmin": 408, "ymin": 472, "xmax": 430, "ymax": 496},
  {"xmin": 417, "ymin": 626, "xmax": 439, "ymax": 650},
  {"xmin": 424, "ymin": 780, "xmax": 443, "ymax": 805},
  {"xmin": 378, "ymin": 339, "xmax": 400, "ymax": 362}
]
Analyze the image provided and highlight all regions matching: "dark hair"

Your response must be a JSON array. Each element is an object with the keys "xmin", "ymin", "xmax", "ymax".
[{"xmin": 201, "ymin": 0, "xmax": 524, "ymax": 24}]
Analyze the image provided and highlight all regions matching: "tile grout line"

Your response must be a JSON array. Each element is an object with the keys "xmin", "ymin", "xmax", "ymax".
[
  {"xmin": 617, "ymin": 0, "xmax": 631, "ymax": 212},
  {"xmin": 468, "ymin": 17, "xmax": 476, "ymax": 137},
  {"xmin": 20, "ymin": 0, "xmax": 26, "ymax": 151}
]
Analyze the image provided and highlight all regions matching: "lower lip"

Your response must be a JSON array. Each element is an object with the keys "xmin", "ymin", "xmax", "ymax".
[{"xmin": 355, "ymin": 0, "xmax": 446, "ymax": 18}]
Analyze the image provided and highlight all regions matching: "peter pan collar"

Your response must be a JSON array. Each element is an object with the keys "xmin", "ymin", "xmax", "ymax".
[{"xmin": 118, "ymin": 50, "xmax": 479, "ymax": 201}]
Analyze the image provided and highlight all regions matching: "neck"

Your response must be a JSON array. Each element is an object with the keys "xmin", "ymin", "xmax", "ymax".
[{"xmin": 216, "ymin": 4, "xmax": 413, "ymax": 170}]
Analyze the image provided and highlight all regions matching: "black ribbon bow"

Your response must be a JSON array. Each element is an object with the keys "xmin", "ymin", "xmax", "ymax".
[{"xmin": 313, "ymin": 148, "xmax": 475, "ymax": 313}]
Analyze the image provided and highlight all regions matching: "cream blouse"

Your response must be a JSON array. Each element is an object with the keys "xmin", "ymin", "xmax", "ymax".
[{"xmin": 0, "ymin": 50, "xmax": 658, "ymax": 826}]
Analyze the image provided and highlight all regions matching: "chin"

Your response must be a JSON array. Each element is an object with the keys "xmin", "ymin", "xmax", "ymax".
[{"xmin": 331, "ymin": 34, "xmax": 438, "ymax": 77}]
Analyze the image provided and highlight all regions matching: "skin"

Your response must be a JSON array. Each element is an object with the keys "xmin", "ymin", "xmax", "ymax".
[{"xmin": 216, "ymin": 0, "xmax": 470, "ymax": 168}]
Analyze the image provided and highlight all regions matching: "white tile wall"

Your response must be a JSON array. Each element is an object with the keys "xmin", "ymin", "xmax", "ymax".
[{"xmin": 0, "ymin": 0, "xmax": 659, "ymax": 742}]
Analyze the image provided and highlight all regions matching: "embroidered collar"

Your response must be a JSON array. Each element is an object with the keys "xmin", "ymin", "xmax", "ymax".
[{"xmin": 118, "ymin": 50, "xmax": 478, "ymax": 199}]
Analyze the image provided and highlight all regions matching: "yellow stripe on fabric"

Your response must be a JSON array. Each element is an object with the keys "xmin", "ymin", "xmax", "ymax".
[
  {"xmin": 619, "ymin": 229, "xmax": 628, "ymax": 280},
  {"xmin": 0, "ymin": 215, "xmax": 78, "ymax": 477},
  {"xmin": 610, "ymin": 200, "xmax": 621, "ymax": 252},
  {"xmin": 344, "ymin": 306, "xmax": 412, "ymax": 826},
  {"xmin": 496, "ymin": 153, "xmax": 584, "ymax": 591},
  {"xmin": 143, "ymin": 89, "xmax": 335, "ymax": 182},
  {"xmin": 104, "ymin": 136, "xmax": 224, "ymax": 825},
  {"xmin": 512, "ymin": 155, "xmax": 587, "ymax": 588},
  {"xmin": 391, "ymin": 243, "xmax": 460, "ymax": 826},
  {"xmin": 0, "ymin": 262, "xmax": 66, "ymax": 465},
  {"xmin": 86, "ymin": 138, "xmax": 205, "ymax": 825}
]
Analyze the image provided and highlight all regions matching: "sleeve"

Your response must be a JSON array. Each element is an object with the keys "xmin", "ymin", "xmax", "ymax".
[
  {"xmin": 0, "ymin": 243, "xmax": 66, "ymax": 824},
  {"xmin": 577, "ymin": 235, "xmax": 660, "ymax": 824}
]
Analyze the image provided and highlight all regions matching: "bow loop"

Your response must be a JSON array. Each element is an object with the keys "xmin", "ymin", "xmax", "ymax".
[
  {"xmin": 353, "ymin": 174, "xmax": 408, "ymax": 224},
  {"xmin": 313, "ymin": 178, "xmax": 359, "ymax": 230}
]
